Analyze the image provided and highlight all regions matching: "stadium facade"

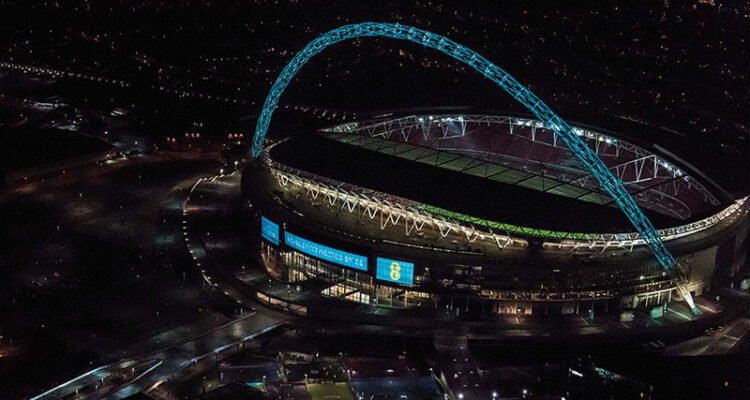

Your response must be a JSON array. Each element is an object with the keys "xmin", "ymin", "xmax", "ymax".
[
  {"xmin": 244, "ymin": 114, "xmax": 749, "ymax": 320},
  {"xmin": 243, "ymin": 23, "xmax": 749, "ymax": 324}
]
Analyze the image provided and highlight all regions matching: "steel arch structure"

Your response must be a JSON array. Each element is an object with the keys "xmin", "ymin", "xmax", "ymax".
[{"xmin": 250, "ymin": 22, "xmax": 698, "ymax": 313}]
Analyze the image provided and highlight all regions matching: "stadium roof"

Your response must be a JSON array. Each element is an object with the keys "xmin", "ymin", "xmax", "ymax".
[{"xmin": 270, "ymin": 133, "xmax": 676, "ymax": 233}]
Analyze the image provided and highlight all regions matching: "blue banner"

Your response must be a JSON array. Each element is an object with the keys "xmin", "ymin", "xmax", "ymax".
[
  {"xmin": 376, "ymin": 257, "xmax": 414, "ymax": 285},
  {"xmin": 261, "ymin": 216, "xmax": 280, "ymax": 245},
  {"xmin": 284, "ymin": 231, "xmax": 368, "ymax": 271}
]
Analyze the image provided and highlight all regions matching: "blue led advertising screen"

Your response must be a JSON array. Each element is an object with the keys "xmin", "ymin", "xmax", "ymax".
[
  {"xmin": 284, "ymin": 231, "xmax": 368, "ymax": 271},
  {"xmin": 261, "ymin": 216, "xmax": 280, "ymax": 245},
  {"xmin": 376, "ymin": 257, "xmax": 415, "ymax": 285}
]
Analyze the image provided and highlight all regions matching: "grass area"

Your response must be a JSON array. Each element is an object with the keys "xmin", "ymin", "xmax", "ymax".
[{"xmin": 307, "ymin": 382, "xmax": 356, "ymax": 400}]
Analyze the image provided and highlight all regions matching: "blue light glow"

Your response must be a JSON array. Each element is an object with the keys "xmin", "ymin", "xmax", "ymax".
[
  {"xmin": 284, "ymin": 231, "xmax": 368, "ymax": 271},
  {"xmin": 261, "ymin": 216, "xmax": 280, "ymax": 245},
  {"xmin": 376, "ymin": 257, "xmax": 414, "ymax": 285},
  {"xmin": 251, "ymin": 22, "xmax": 696, "ymax": 312}
]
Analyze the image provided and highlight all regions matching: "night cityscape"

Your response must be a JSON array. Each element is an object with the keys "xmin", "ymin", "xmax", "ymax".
[{"xmin": 1, "ymin": 1, "xmax": 750, "ymax": 399}]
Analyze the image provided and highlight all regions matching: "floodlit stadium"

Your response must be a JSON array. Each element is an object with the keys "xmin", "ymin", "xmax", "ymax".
[
  {"xmin": 243, "ymin": 23, "xmax": 750, "ymax": 325},
  {"xmin": 244, "ymin": 113, "xmax": 749, "ymax": 320}
]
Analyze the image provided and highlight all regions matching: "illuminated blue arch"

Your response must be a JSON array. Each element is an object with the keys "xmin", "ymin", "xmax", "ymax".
[{"xmin": 251, "ymin": 23, "xmax": 697, "ymax": 312}]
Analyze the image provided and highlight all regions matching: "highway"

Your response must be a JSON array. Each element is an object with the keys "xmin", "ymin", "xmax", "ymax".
[
  {"xmin": 664, "ymin": 316, "xmax": 750, "ymax": 356},
  {"xmin": 29, "ymin": 309, "xmax": 287, "ymax": 400}
]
